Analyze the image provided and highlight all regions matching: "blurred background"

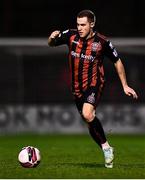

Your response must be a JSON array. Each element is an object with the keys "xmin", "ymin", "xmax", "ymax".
[{"xmin": 0, "ymin": 0, "xmax": 145, "ymax": 134}]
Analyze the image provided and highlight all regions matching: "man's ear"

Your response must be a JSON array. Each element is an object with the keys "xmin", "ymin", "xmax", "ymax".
[{"xmin": 90, "ymin": 22, "xmax": 95, "ymax": 28}]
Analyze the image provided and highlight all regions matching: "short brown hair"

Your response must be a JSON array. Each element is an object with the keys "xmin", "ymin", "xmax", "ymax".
[{"xmin": 77, "ymin": 10, "xmax": 96, "ymax": 24}]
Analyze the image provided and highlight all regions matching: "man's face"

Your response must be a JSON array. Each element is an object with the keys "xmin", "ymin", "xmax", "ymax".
[{"xmin": 77, "ymin": 17, "xmax": 93, "ymax": 38}]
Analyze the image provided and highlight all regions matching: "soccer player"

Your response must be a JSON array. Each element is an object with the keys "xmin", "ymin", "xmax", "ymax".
[{"xmin": 48, "ymin": 10, "xmax": 138, "ymax": 168}]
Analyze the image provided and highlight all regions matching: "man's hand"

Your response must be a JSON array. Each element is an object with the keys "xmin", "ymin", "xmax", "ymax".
[
  {"xmin": 123, "ymin": 85, "xmax": 138, "ymax": 99},
  {"xmin": 49, "ymin": 30, "xmax": 60, "ymax": 39},
  {"xmin": 48, "ymin": 30, "xmax": 60, "ymax": 46}
]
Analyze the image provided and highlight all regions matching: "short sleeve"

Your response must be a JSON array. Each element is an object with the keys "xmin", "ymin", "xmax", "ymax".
[{"xmin": 104, "ymin": 40, "xmax": 119, "ymax": 63}]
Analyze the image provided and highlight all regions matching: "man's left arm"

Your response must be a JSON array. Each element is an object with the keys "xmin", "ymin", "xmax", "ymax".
[{"xmin": 114, "ymin": 59, "xmax": 138, "ymax": 99}]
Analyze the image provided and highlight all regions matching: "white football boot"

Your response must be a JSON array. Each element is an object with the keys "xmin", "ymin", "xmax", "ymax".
[{"xmin": 103, "ymin": 147, "xmax": 114, "ymax": 168}]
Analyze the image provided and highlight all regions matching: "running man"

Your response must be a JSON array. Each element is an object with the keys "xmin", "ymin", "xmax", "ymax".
[{"xmin": 48, "ymin": 10, "xmax": 138, "ymax": 168}]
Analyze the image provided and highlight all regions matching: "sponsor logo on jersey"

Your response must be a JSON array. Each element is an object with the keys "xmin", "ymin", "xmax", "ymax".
[
  {"xmin": 71, "ymin": 51, "xmax": 95, "ymax": 62},
  {"xmin": 91, "ymin": 42, "xmax": 102, "ymax": 52},
  {"xmin": 71, "ymin": 51, "xmax": 80, "ymax": 58},
  {"xmin": 87, "ymin": 93, "xmax": 95, "ymax": 104}
]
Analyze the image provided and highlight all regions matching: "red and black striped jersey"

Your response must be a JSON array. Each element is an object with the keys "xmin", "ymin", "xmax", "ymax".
[{"xmin": 51, "ymin": 29, "xmax": 119, "ymax": 97}]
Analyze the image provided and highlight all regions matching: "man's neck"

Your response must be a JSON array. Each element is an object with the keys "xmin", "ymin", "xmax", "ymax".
[{"xmin": 86, "ymin": 31, "xmax": 95, "ymax": 40}]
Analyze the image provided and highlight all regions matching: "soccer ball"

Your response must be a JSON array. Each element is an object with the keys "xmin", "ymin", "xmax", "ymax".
[{"xmin": 18, "ymin": 146, "xmax": 41, "ymax": 168}]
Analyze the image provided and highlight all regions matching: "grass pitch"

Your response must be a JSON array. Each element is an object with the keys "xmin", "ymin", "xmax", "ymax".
[{"xmin": 0, "ymin": 133, "xmax": 144, "ymax": 179}]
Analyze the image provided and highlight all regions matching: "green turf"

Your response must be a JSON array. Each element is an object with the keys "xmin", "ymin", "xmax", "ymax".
[{"xmin": 0, "ymin": 133, "xmax": 144, "ymax": 179}]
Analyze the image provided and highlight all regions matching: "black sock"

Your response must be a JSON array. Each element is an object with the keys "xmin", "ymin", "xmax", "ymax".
[{"xmin": 88, "ymin": 116, "xmax": 107, "ymax": 148}]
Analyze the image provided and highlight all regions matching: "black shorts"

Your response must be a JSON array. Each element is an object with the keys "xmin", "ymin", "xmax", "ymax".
[{"xmin": 74, "ymin": 85, "xmax": 104, "ymax": 114}]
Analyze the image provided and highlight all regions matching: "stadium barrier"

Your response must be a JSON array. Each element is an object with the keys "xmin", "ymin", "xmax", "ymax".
[{"xmin": 0, "ymin": 104, "xmax": 144, "ymax": 134}]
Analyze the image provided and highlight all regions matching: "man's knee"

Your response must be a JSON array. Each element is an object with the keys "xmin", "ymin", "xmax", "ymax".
[{"xmin": 82, "ymin": 110, "xmax": 95, "ymax": 123}]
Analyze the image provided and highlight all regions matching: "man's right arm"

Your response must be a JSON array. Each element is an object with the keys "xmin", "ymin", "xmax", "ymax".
[{"xmin": 48, "ymin": 30, "xmax": 60, "ymax": 46}]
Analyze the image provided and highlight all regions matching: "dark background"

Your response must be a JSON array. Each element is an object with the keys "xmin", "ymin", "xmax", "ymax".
[
  {"xmin": 0, "ymin": 0, "xmax": 145, "ymax": 105},
  {"xmin": 0, "ymin": 0, "xmax": 145, "ymax": 37}
]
